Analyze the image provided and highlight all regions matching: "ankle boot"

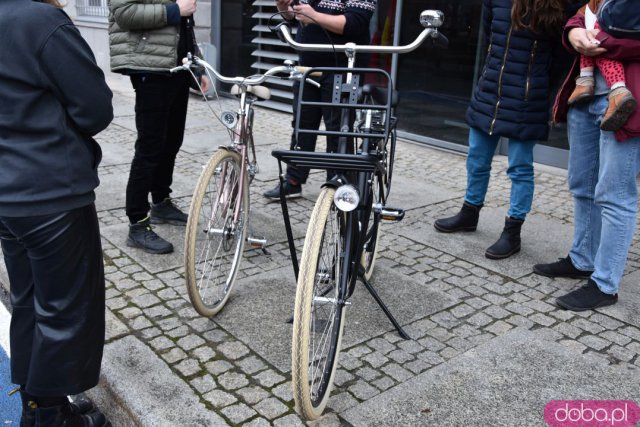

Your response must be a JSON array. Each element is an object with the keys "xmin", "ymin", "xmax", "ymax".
[
  {"xmin": 485, "ymin": 216, "xmax": 523, "ymax": 259},
  {"xmin": 19, "ymin": 389, "xmax": 37, "ymax": 427},
  {"xmin": 35, "ymin": 401, "xmax": 106, "ymax": 427},
  {"xmin": 434, "ymin": 202, "xmax": 482, "ymax": 233}
]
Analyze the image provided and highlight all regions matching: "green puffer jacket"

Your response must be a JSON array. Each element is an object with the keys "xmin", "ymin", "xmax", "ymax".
[{"xmin": 108, "ymin": 0, "xmax": 183, "ymax": 73}]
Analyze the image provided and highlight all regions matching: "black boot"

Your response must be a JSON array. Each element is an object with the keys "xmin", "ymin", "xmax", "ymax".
[
  {"xmin": 434, "ymin": 202, "xmax": 482, "ymax": 233},
  {"xmin": 485, "ymin": 216, "xmax": 523, "ymax": 259},
  {"xmin": 35, "ymin": 400, "xmax": 106, "ymax": 427}
]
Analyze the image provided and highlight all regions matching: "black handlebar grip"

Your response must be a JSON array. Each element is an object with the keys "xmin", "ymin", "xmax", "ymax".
[{"xmin": 433, "ymin": 31, "xmax": 449, "ymax": 49}]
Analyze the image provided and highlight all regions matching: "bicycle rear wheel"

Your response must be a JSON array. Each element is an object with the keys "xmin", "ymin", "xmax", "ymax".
[
  {"xmin": 292, "ymin": 187, "xmax": 346, "ymax": 421},
  {"xmin": 184, "ymin": 149, "xmax": 249, "ymax": 317},
  {"xmin": 361, "ymin": 171, "xmax": 384, "ymax": 281}
]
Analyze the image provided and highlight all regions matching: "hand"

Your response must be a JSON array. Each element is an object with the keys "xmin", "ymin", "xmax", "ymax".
[
  {"xmin": 568, "ymin": 28, "xmax": 607, "ymax": 56},
  {"xmin": 275, "ymin": 0, "xmax": 292, "ymax": 12},
  {"xmin": 177, "ymin": 0, "xmax": 197, "ymax": 17},
  {"xmin": 293, "ymin": 4, "xmax": 316, "ymax": 25},
  {"xmin": 200, "ymin": 75, "xmax": 210, "ymax": 93}
]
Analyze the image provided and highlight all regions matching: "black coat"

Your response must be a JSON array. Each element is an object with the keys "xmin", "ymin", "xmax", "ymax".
[
  {"xmin": 465, "ymin": 0, "xmax": 562, "ymax": 141},
  {"xmin": 0, "ymin": 0, "xmax": 113, "ymax": 217}
]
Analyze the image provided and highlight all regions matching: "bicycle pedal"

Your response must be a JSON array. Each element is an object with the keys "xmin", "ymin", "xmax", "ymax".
[
  {"xmin": 379, "ymin": 207, "xmax": 405, "ymax": 222},
  {"xmin": 247, "ymin": 236, "xmax": 268, "ymax": 249}
]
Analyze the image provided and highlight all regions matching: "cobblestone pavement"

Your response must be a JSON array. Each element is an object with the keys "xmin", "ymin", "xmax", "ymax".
[{"xmin": 4, "ymin": 75, "xmax": 639, "ymax": 426}]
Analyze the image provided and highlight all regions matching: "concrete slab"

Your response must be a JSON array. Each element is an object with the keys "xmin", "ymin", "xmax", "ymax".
[
  {"xmin": 342, "ymin": 328, "xmax": 640, "ymax": 427},
  {"xmin": 180, "ymin": 128, "xmax": 231, "ymax": 155},
  {"xmin": 213, "ymin": 264, "xmax": 457, "ymax": 372},
  {"xmin": 88, "ymin": 335, "xmax": 226, "ymax": 426},
  {"xmin": 385, "ymin": 173, "xmax": 454, "ymax": 211},
  {"xmin": 400, "ymin": 207, "xmax": 574, "ymax": 280},
  {"xmin": 598, "ymin": 269, "xmax": 640, "ymax": 328}
]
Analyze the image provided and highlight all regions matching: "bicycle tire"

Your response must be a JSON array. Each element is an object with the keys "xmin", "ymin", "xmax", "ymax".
[
  {"xmin": 361, "ymin": 171, "xmax": 384, "ymax": 281},
  {"xmin": 292, "ymin": 187, "xmax": 346, "ymax": 421},
  {"xmin": 184, "ymin": 149, "xmax": 249, "ymax": 317}
]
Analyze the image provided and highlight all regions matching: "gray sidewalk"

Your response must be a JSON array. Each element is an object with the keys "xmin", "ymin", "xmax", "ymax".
[{"xmin": 2, "ymin": 72, "xmax": 640, "ymax": 426}]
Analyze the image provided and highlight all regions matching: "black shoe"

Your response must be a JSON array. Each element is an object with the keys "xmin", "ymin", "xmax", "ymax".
[
  {"xmin": 556, "ymin": 279, "xmax": 618, "ymax": 311},
  {"xmin": 127, "ymin": 218, "xmax": 174, "ymax": 254},
  {"xmin": 485, "ymin": 216, "xmax": 523, "ymax": 260},
  {"xmin": 533, "ymin": 255, "xmax": 593, "ymax": 279},
  {"xmin": 434, "ymin": 202, "xmax": 481, "ymax": 233},
  {"xmin": 150, "ymin": 198, "xmax": 188, "ymax": 225},
  {"xmin": 35, "ymin": 402, "xmax": 107, "ymax": 427},
  {"xmin": 263, "ymin": 181, "xmax": 302, "ymax": 200}
]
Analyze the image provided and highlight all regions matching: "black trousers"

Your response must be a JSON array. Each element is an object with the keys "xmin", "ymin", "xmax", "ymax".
[
  {"xmin": 0, "ymin": 204, "xmax": 105, "ymax": 396},
  {"xmin": 287, "ymin": 74, "xmax": 341, "ymax": 184},
  {"xmin": 126, "ymin": 72, "xmax": 190, "ymax": 223}
]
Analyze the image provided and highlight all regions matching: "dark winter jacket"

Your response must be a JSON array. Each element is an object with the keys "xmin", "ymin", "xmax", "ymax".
[
  {"xmin": 0, "ymin": 0, "xmax": 113, "ymax": 217},
  {"xmin": 552, "ymin": 2, "xmax": 640, "ymax": 142},
  {"xmin": 465, "ymin": 0, "xmax": 565, "ymax": 141},
  {"xmin": 294, "ymin": 0, "xmax": 376, "ymax": 67}
]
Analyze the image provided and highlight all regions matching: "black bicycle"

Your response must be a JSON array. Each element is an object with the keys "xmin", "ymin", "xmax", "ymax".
[{"xmin": 271, "ymin": 10, "xmax": 447, "ymax": 420}]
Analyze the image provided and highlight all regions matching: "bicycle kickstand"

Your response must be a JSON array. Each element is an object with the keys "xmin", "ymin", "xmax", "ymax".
[{"xmin": 359, "ymin": 272, "xmax": 411, "ymax": 340}]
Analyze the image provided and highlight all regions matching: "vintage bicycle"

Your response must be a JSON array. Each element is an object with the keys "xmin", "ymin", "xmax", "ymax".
[
  {"xmin": 271, "ymin": 10, "xmax": 447, "ymax": 420},
  {"xmin": 171, "ymin": 56, "xmax": 319, "ymax": 317}
]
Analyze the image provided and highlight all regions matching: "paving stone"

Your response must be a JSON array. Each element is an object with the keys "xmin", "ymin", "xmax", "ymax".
[
  {"xmin": 140, "ymin": 327, "xmax": 162, "ymax": 339},
  {"xmin": 243, "ymin": 417, "xmax": 272, "ymax": 427},
  {"xmin": 578, "ymin": 335, "xmax": 611, "ymax": 351},
  {"xmin": 273, "ymin": 414, "xmax": 305, "ymax": 427},
  {"xmin": 417, "ymin": 351, "xmax": 445, "ymax": 366},
  {"xmin": 130, "ymin": 316, "xmax": 153, "ymax": 330},
  {"xmin": 271, "ymin": 383, "xmax": 293, "ymax": 403},
  {"xmin": 504, "ymin": 302, "xmax": 535, "ymax": 316},
  {"xmin": 446, "ymin": 337, "xmax": 474, "ymax": 352},
  {"xmin": 529, "ymin": 313, "xmax": 556, "ymax": 327},
  {"xmin": 203, "ymin": 329, "xmax": 229, "ymax": 343},
  {"xmin": 572, "ymin": 318, "xmax": 606, "ymax": 334},
  {"xmin": 600, "ymin": 331, "xmax": 632, "ymax": 347},
  {"xmin": 361, "ymin": 351, "xmax": 389, "ymax": 368},
  {"xmin": 191, "ymin": 345, "xmax": 216, "ymax": 362},
  {"xmin": 552, "ymin": 322, "xmax": 583, "ymax": 339},
  {"xmin": 205, "ymin": 360, "xmax": 233, "ymax": 375},
  {"xmin": 346, "ymin": 345, "xmax": 373, "ymax": 358},
  {"xmin": 355, "ymin": 366, "xmax": 380, "ymax": 382},
  {"xmin": 174, "ymin": 358, "xmax": 201, "ymax": 377},
  {"xmin": 166, "ymin": 325, "xmax": 190, "ymax": 339},
  {"xmin": 439, "ymin": 347, "xmax": 459, "ymax": 360},
  {"xmin": 327, "ymin": 391, "xmax": 359, "ymax": 413},
  {"xmin": 254, "ymin": 397, "xmax": 290, "ymax": 420},
  {"xmin": 218, "ymin": 341, "xmax": 251, "ymax": 360},
  {"xmin": 607, "ymin": 345, "xmax": 636, "ymax": 363},
  {"xmin": 431, "ymin": 311, "xmax": 461, "ymax": 329},
  {"xmin": 119, "ymin": 307, "xmax": 143, "ymax": 319},
  {"xmin": 426, "ymin": 327, "xmax": 455, "ymax": 342},
  {"xmin": 381, "ymin": 363, "xmax": 413, "ymax": 382},
  {"xmin": 190, "ymin": 374, "xmax": 217, "ymax": 394},
  {"xmin": 149, "ymin": 336, "xmax": 175, "ymax": 351},
  {"xmin": 338, "ymin": 353, "xmax": 364, "ymax": 370},
  {"xmin": 559, "ymin": 339, "xmax": 588, "ymax": 354},
  {"xmin": 367, "ymin": 338, "xmax": 396, "ymax": 354},
  {"xmin": 372, "ymin": 375, "xmax": 396, "ymax": 391},
  {"xmin": 221, "ymin": 402, "xmax": 257, "ymax": 424},
  {"xmin": 203, "ymin": 389, "xmax": 237, "ymax": 408},
  {"xmin": 417, "ymin": 336, "xmax": 446, "ymax": 352},
  {"xmin": 254, "ymin": 369, "xmax": 286, "ymax": 388},
  {"xmin": 466, "ymin": 312, "xmax": 492, "ymax": 327},
  {"xmin": 619, "ymin": 326, "xmax": 640, "ymax": 341},
  {"xmin": 484, "ymin": 320, "xmax": 513, "ymax": 336},
  {"xmin": 348, "ymin": 380, "xmax": 380, "ymax": 400},
  {"xmin": 177, "ymin": 334, "xmax": 206, "ymax": 351},
  {"xmin": 161, "ymin": 347, "xmax": 187, "ymax": 364},
  {"xmin": 386, "ymin": 349, "xmax": 413, "ymax": 364},
  {"xmin": 157, "ymin": 317, "xmax": 183, "ymax": 331},
  {"xmin": 333, "ymin": 369, "xmax": 355, "ymax": 387},
  {"xmin": 237, "ymin": 386, "xmax": 270, "ymax": 405},
  {"xmin": 218, "ymin": 371, "xmax": 250, "ymax": 390},
  {"xmin": 505, "ymin": 315, "xmax": 535, "ymax": 328},
  {"xmin": 590, "ymin": 313, "xmax": 624, "ymax": 329},
  {"xmin": 450, "ymin": 304, "xmax": 476, "ymax": 318}
]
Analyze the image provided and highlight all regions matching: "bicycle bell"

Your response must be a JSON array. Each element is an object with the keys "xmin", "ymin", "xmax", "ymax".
[
  {"xmin": 420, "ymin": 10, "xmax": 444, "ymax": 28},
  {"xmin": 220, "ymin": 111, "xmax": 237, "ymax": 129}
]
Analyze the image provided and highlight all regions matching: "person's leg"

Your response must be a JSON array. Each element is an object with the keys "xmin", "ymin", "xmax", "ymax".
[
  {"xmin": 505, "ymin": 138, "xmax": 535, "ymax": 220},
  {"xmin": 286, "ymin": 79, "xmax": 323, "ymax": 185},
  {"xmin": 3, "ymin": 205, "xmax": 105, "ymax": 397},
  {"xmin": 151, "ymin": 73, "xmax": 190, "ymax": 204},
  {"xmin": 567, "ymin": 98, "xmax": 604, "ymax": 271},
  {"xmin": 126, "ymin": 74, "xmax": 174, "ymax": 223},
  {"xmin": 433, "ymin": 127, "xmax": 497, "ymax": 233},
  {"xmin": 464, "ymin": 127, "xmax": 500, "ymax": 206},
  {"xmin": 591, "ymin": 131, "xmax": 640, "ymax": 294}
]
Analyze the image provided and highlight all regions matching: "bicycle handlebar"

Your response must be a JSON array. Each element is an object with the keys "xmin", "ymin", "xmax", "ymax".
[{"xmin": 274, "ymin": 9, "xmax": 448, "ymax": 56}]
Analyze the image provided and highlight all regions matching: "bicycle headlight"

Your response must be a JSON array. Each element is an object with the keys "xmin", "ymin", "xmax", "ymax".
[{"xmin": 334, "ymin": 185, "xmax": 359, "ymax": 212}]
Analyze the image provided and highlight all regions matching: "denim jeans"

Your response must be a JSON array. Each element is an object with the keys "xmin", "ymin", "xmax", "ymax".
[
  {"xmin": 126, "ymin": 72, "xmax": 190, "ymax": 223},
  {"xmin": 567, "ymin": 95, "xmax": 640, "ymax": 294},
  {"xmin": 465, "ymin": 127, "xmax": 536, "ymax": 220}
]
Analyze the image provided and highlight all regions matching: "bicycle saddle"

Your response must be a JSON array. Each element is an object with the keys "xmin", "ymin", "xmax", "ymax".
[{"xmin": 359, "ymin": 84, "xmax": 398, "ymax": 108}]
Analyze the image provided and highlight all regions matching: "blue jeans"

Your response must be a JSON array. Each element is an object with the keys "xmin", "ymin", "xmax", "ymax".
[
  {"xmin": 465, "ymin": 127, "xmax": 536, "ymax": 220},
  {"xmin": 567, "ymin": 95, "xmax": 640, "ymax": 294}
]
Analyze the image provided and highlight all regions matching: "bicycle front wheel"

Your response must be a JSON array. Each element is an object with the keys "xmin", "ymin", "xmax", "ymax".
[
  {"xmin": 292, "ymin": 187, "xmax": 346, "ymax": 421},
  {"xmin": 361, "ymin": 171, "xmax": 384, "ymax": 281},
  {"xmin": 184, "ymin": 149, "xmax": 249, "ymax": 317}
]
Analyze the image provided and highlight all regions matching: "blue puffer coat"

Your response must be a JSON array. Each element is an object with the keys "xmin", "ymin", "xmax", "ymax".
[{"xmin": 465, "ymin": 0, "xmax": 561, "ymax": 141}]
